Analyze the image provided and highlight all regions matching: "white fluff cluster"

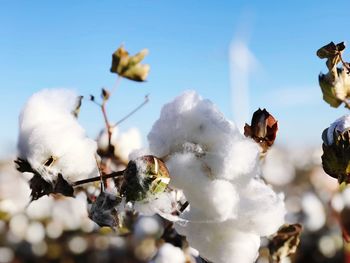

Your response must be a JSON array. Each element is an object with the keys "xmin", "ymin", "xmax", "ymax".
[
  {"xmin": 18, "ymin": 89, "xmax": 98, "ymax": 183},
  {"xmin": 326, "ymin": 114, "xmax": 350, "ymax": 145},
  {"xmin": 148, "ymin": 91, "xmax": 286, "ymax": 263}
]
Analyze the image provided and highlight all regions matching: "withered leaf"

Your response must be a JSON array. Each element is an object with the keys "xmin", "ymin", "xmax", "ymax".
[
  {"xmin": 89, "ymin": 191, "xmax": 121, "ymax": 228},
  {"xmin": 269, "ymin": 223, "xmax": 302, "ymax": 262},
  {"xmin": 317, "ymin": 42, "xmax": 345, "ymax": 72},
  {"xmin": 110, "ymin": 46, "xmax": 150, "ymax": 82},
  {"xmin": 15, "ymin": 158, "xmax": 74, "ymax": 201}
]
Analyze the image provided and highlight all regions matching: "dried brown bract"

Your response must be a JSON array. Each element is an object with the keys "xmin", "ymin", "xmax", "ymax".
[{"xmin": 244, "ymin": 108, "xmax": 278, "ymax": 152}]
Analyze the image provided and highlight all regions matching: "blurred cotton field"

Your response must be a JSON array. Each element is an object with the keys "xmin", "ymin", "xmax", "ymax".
[{"xmin": 1, "ymin": 143, "xmax": 347, "ymax": 263}]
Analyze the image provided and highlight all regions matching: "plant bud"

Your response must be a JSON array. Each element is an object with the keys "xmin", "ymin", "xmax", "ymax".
[
  {"xmin": 110, "ymin": 45, "xmax": 150, "ymax": 82},
  {"xmin": 121, "ymin": 156, "xmax": 170, "ymax": 202},
  {"xmin": 244, "ymin": 108, "xmax": 278, "ymax": 152},
  {"xmin": 322, "ymin": 115, "xmax": 350, "ymax": 184}
]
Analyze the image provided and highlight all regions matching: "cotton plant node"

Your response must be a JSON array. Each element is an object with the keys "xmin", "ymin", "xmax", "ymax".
[
  {"xmin": 244, "ymin": 108, "xmax": 278, "ymax": 153},
  {"xmin": 317, "ymin": 41, "xmax": 350, "ymax": 109}
]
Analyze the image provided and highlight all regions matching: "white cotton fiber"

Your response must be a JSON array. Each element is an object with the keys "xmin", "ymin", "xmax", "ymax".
[
  {"xmin": 175, "ymin": 220, "xmax": 260, "ymax": 263},
  {"xmin": 166, "ymin": 153, "xmax": 238, "ymax": 221},
  {"xmin": 236, "ymin": 179, "xmax": 286, "ymax": 236},
  {"xmin": 18, "ymin": 89, "xmax": 97, "ymax": 182},
  {"xmin": 133, "ymin": 192, "xmax": 175, "ymax": 216}
]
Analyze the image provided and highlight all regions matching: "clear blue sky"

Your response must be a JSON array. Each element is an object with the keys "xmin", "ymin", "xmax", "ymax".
[{"xmin": 1, "ymin": 1, "xmax": 350, "ymax": 157}]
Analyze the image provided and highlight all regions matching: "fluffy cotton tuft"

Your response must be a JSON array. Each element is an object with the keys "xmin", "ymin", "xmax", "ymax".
[
  {"xmin": 18, "ymin": 89, "xmax": 97, "ymax": 183},
  {"xmin": 147, "ymin": 91, "xmax": 286, "ymax": 263}
]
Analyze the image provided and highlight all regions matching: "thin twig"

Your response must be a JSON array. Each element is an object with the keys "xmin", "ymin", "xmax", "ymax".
[{"xmin": 112, "ymin": 94, "xmax": 150, "ymax": 127}]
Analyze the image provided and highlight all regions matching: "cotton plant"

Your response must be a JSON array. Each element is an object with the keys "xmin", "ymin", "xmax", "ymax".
[
  {"xmin": 317, "ymin": 41, "xmax": 350, "ymax": 260},
  {"xmin": 10, "ymin": 44, "xmax": 301, "ymax": 263}
]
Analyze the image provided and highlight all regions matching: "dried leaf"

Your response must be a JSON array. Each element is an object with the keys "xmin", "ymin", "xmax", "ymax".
[
  {"xmin": 15, "ymin": 158, "xmax": 74, "ymax": 201},
  {"xmin": 269, "ymin": 224, "xmax": 302, "ymax": 262},
  {"xmin": 89, "ymin": 191, "xmax": 121, "ymax": 227},
  {"xmin": 110, "ymin": 46, "xmax": 150, "ymax": 82},
  {"xmin": 317, "ymin": 42, "xmax": 345, "ymax": 71}
]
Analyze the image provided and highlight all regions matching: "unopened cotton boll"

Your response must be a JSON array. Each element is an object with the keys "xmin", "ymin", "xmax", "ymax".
[
  {"xmin": 153, "ymin": 243, "xmax": 186, "ymax": 263},
  {"xmin": 18, "ymin": 89, "xmax": 97, "ymax": 183}
]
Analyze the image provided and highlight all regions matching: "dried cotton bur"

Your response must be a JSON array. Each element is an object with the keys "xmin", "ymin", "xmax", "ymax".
[
  {"xmin": 317, "ymin": 42, "xmax": 350, "ymax": 109},
  {"xmin": 269, "ymin": 224, "xmax": 302, "ymax": 263}
]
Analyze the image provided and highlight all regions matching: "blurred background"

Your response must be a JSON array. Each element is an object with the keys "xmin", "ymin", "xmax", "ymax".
[{"xmin": 2, "ymin": 1, "xmax": 350, "ymax": 262}]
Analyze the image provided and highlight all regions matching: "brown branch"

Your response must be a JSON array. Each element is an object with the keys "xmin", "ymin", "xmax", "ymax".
[{"xmin": 72, "ymin": 170, "xmax": 124, "ymax": 187}]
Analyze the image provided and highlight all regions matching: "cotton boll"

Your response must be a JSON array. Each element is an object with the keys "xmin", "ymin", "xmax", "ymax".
[
  {"xmin": 19, "ymin": 89, "xmax": 79, "ymax": 132},
  {"xmin": 153, "ymin": 243, "xmax": 186, "ymax": 263},
  {"xmin": 301, "ymin": 192, "xmax": 326, "ymax": 232},
  {"xmin": 148, "ymin": 91, "xmax": 240, "ymax": 158},
  {"xmin": 326, "ymin": 114, "xmax": 350, "ymax": 145},
  {"xmin": 237, "ymin": 179, "xmax": 286, "ymax": 236},
  {"xmin": 18, "ymin": 89, "xmax": 97, "ymax": 183},
  {"xmin": 148, "ymin": 91, "xmax": 259, "ymax": 184}
]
